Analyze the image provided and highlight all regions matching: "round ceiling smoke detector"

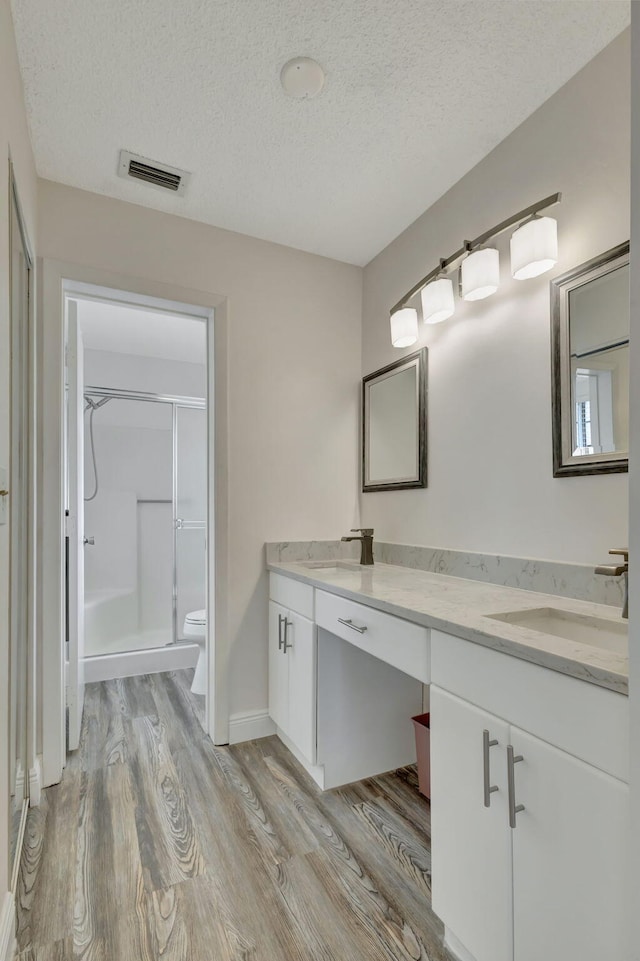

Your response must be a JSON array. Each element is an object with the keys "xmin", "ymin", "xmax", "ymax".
[{"xmin": 280, "ymin": 57, "xmax": 325, "ymax": 99}]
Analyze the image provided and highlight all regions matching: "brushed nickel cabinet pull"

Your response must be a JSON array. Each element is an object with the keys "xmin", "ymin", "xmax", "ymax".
[
  {"xmin": 337, "ymin": 617, "xmax": 368, "ymax": 634},
  {"xmin": 483, "ymin": 729, "xmax": 499, "ymax": 807},
  {"xmin": 507, "ymin": 744, "xmax": 525, "ymax": 828},
  {"xmin": 278, "ymin": 614, "xmax": 284, "ymax": 651},
  {"xmin": 283, "ymin": 619, "xmax": 293, "ymax": 652},
  {"xmin": 0, "ymin": 490, "xmax": 8, "ymax": 497}
]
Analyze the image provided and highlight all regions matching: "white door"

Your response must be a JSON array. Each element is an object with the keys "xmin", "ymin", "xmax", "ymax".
[
  {"xmin": 286, "ymin": 611, "xmax": 316, "ymax": 764},
  {"xmin": 430, "ymin": 686, "xmax": 513, "ymax": 961},
  {"xmin": 511, "ymin": 727, "xmax": 628, "ymax": 961},
  {"xmin": 268, "ymin": 601, "xmax": 289, "ymax": 732},
  {"xmin": 66, "ymin": 299, "xmax": 85, "ymax": 751}
]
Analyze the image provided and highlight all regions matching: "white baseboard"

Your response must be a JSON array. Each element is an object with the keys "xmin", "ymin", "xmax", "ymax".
[
  {"xmin": 84, "ymin": 644, "xmax": 199, "ymax": 683},
  {"xmin": 0, "ymin": 892, "xmax": 16, "ymax": 961},
  {"xmin": 29, "ymin": 758, "xmax": 42, "ymax": 807},
  {"xmin": 228, "ymin": 709, "xmax": 276, "ymax": 745}
]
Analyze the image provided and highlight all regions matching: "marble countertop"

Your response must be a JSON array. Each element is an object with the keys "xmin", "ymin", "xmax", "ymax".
[{"xmin": 267, "ymin": 559, "xmax": 628, "ymax": 694}]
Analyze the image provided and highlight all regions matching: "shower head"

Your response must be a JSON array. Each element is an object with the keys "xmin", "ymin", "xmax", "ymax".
[
  {"xmin": 84, "ymin": 394, "xmax": 111, "ymax": 412},
  {"xmin": 84, "ymin": 394, "xmax": 111, "ymax": 502}
]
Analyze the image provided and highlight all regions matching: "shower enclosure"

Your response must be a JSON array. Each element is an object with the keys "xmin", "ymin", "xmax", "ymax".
[{"xmin": 81, "ymin": 386, "xmax": 206, "ymax": 664}]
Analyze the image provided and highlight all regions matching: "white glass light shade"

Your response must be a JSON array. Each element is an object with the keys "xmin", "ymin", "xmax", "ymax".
[
  {"xmin": 510, "ymin": 216, "xmax": 558, "ymax": 280},
  {"xmin": 461, "ymin": 247, "xmax": 500, "ymax": 301},
  {"xmin": 421, "ymin": 277, "xmax": 455, "ymax": 324},
  {"xmin": 390, "ymin": 307, "xmax": 418, "ymax": 348}
]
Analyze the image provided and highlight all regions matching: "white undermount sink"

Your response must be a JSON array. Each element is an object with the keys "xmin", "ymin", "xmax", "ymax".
[
  {"xmin": 486, "ymin": 607, "xmax": 627, "ymax": 655},
  {"xmin": 299, "ymin": 561, "xmax": 361, "ymax": 572}
]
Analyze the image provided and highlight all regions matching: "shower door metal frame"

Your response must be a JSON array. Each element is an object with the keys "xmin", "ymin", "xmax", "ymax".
[{"xmin": 84, "ymin": 385, "xmax": 206, "ymax": 646}]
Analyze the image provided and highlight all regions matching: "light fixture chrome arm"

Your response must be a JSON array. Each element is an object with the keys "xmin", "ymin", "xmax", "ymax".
[{"xmin": 390, "ymin": 192, "xmax": 562, "ymax": 315}]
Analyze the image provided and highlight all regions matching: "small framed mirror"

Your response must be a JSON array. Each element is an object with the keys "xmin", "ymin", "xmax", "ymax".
[
  {"xmin": 362, "ymin": 348, "xmax": 427, "ymax": 492},
  {"xmin": 551, "ymin": 242, "xmax": 629, "ymax": 477}
]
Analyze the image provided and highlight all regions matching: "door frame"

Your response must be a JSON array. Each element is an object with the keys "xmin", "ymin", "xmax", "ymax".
[
  {"xmin": 7, "ymin": 161, "xmax": 36, "ymax": 871},
  {"xmin": 40, "ymin": 260, "xmax": 230, "ymax": 786},
  {"xmin": 63, "ymin": 299, "xmax": 85, "ymax": 752}
]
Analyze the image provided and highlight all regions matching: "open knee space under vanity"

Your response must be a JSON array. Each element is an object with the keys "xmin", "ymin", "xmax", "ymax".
[{"xmin": 267, "ymin": 563, "xmax": 629, "ymax": 961}]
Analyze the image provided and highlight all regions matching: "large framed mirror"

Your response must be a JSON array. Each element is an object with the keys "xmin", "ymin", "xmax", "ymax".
[
  {"xmin": 362, "ymin": 348, "xmax": 427, "ymax": 492},
  {"xmin": 551, "ymin": 241, "xmax": 629, "ymax": 477}
]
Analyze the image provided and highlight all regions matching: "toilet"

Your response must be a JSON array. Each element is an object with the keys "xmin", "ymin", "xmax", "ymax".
[{"xmin": 183, "ymin": 609, "xmax": 207, "ymax": 696}]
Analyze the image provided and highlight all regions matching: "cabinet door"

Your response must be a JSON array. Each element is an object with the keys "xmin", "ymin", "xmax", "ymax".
[
  {"xmin": 511, "ymin": 727, "xmax": 628, "ymax": 961},
  {"xmin": 268, "ymin": 601, "xmax": 289, "ymax": 731},
  {"xmin": 431, "ymin": 686, "xmax": 513, "ymax": 961},
  {"xmin": 285, "ymin": 611, "xmax": 317, "ymax": 764}
]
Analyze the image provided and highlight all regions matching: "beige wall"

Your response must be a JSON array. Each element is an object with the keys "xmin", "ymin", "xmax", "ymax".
[
  {"xmin": 37, "ymin": 181, "xmax": 363, "ymax": 717},
  {"xmin": 0, "ymin": 0, "xmax": 37, "ymax": 916},
  {"xmin": 361, "ymin": 31, "xmax": 630, "ymax": 565}
]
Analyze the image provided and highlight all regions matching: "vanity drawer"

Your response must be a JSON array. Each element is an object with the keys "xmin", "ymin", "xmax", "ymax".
[
  {"xmin": 431, "ymin": 630, "xmax": 629, "ymax": 782},
  {"xmin": 270, "ymin": 573, "xmax": 314, "ymax": 619},
  {"xmin": 316, "ymin": 590, "xmax": 429, "ymax": 683}
]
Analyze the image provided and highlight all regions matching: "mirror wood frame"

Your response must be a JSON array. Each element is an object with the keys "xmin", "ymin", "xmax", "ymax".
[
  {"xmin": 362, "ymin": 347, "xmax": 428, "ymax": 493},
  {"xmin": 550, "ymin": 241, "xmax": 629, "ymax": 478}
]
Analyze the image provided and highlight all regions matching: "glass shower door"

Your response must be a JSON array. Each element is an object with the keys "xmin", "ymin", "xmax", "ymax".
[{"xmin": 174, "ymin": 405, "xmax": 207, "ymax": 641}]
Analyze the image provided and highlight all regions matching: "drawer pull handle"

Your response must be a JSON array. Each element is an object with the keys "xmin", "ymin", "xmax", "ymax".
[
  {"xmin": 483, "ymin": 729, "xmax": 499, "ymax": 808},
  {"xmin": 337, "ymin": 617, "xmax": 368, "ymax": 634},
  {"xmin": 507, "ymin": 744, "xmax": 525, "ymax": 829},
  {"xmin": 278, "ymin": 614, "xmax": 284, "ymax": 651},
  {"xmin": 283, "ymin": 618, "xmax": 293, "ymax": 652}
]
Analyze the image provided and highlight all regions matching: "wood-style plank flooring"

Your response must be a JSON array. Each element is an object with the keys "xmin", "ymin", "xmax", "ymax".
[{"xmin": 17, "ymin": 670, "xmax": 452, "ymax": 960}]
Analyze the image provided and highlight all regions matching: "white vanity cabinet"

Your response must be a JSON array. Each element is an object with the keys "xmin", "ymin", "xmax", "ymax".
[
  {"xmin": 430, "ymin": 631, "xmax": 629, "ymax": 961},
  {"xmin": 268, "ymin": 575, "xmax": 317, "ymax": 765},
  {"xmin": 510, "ymin": 727, "xmax": 627, "ymax": 961},
  {"xmin": 430, "ymin": 688, "xmax": 513, "ymax": 961},
  {"xmin": 268, "ymin": 575, "xmax": 425, "ymax": 790}
]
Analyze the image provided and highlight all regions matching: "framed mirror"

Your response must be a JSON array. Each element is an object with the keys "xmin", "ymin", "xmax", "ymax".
[
  {"xmin": 362, "ymin": 348, "xmax": 427, "ymax": 492},
  {"xmin": 551, "ymin": 242, "xmax": 629, "ymax": 477}
]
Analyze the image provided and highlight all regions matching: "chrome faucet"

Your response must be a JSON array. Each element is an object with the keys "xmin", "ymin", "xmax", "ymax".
[
  {"xmin": 341, "ymin": 528, "xmax": 374, "ymax": 566},
  {"xmin": 595, "ymin": 549, "xmax": 628, "ymax": 619}
]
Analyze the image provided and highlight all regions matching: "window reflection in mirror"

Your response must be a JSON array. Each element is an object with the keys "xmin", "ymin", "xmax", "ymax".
[
  {"xmin": 569, "ymin": 264, "xmax": 629, "ymax": 457},
  {"xmin": 551, "ymin": 242, "xmax": 629, "ymax": 477}
]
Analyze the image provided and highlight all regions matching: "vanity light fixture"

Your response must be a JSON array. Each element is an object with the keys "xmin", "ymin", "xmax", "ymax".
[
  {"xmin": 421, "ymin": 270, "xmax": 455, "ymax": 324},
  {"xmin": 510, "ymin": 215, "xmax": 558, "ymax": 279},
  {"xmin": 389, "ymin": 192, "xmax": 561, "ymax": 346},
  {"xmin": 460, "ymin": 246, "xmax": 500, "ymax": 301},
  {"xmin": 390, "ymin": 307, "xmax": 419, "ymax": 348}
]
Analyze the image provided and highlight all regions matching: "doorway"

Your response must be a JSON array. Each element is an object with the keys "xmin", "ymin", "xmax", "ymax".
[{"xmin": 63, "ymin": 286, "xmax": 211, "ymax": 752}]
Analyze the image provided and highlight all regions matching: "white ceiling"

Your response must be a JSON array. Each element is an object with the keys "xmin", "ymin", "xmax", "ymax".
[
  {"xmin": 77, "ymin": 299, "xmax": 207, "ymax": 364},
  {"xmin": 12, "ymin": 0, "xmax": 629, "ymax": 266}
]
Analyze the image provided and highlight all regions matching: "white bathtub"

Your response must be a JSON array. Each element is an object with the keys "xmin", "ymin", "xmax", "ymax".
[
  {"xmin": 83, "ymin": 589, "xmax": 198, "ymax": 682},
  {"xmin": 84, "ymin": 588, "xmax": 138, "ymax": 656}
]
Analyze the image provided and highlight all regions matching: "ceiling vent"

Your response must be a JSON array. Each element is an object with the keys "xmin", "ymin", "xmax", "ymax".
[{"xmin": 118, "ymin": 150, "xmax": 190, "ymax": 196}]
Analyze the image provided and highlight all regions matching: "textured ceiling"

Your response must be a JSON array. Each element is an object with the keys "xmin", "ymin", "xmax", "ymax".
[{"xmin": 11, "ymin": 0, "xmax": 629, "ymax": 265}]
